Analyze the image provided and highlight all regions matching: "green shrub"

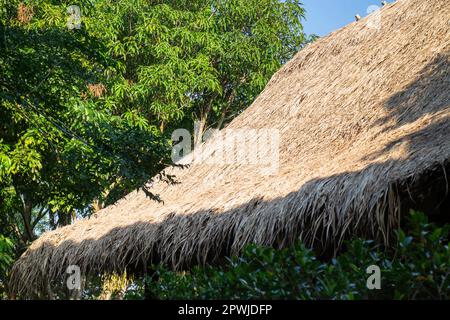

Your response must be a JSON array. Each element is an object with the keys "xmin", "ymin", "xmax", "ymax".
[
  {"xmin": 142, "ymin": 211, "xmax": 449, "ymax": 300},
  {"xmin": 0, "ymin": 235, "xmax": 14, "ymax": 299}
]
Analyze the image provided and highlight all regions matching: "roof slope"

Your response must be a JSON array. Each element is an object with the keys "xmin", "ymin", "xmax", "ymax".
[{"xmin": 10, "ymin": 0, "xmax": 450, "ymax": 297}]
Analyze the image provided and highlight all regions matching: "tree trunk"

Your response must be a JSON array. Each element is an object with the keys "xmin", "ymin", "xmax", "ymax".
[
  {"xmin": 216, "ymin": 89, "xmax": 236, "ymax": 130},
  {"xmin": 58, "ymin": 211, "xmax": 72, "ymax": 227},
  {"xmin": 92, "ymin": 199, "xmax": 103, "ymax": 213},
  {"xmin": 216, "ymin": 109, "xmax": 227, "ymax": 131},
  {"xmin": 49, "ymin": 210, "xmax": 57, "ymax": 230},
  {"xmin": 20, "ymin": 195, "xmax": 35, "ymax": 242},
  {"xmin": 194, "ymin": 116, "xmax": 207, "ymax": 147},
  {"xmin": 194, "ymin": 96, "xmax": 215, "ymax": 146}
]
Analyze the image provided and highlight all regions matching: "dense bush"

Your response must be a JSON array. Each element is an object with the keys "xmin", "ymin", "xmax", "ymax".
[
  {"xmin": 0, "ymin": 235, "xmax": 14, "ymax": 298},
  {"xmin": 132, "ymin": 211, "xmax": 449, "ymax": 300}
]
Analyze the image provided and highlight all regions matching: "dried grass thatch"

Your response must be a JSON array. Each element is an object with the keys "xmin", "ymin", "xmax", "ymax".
[{"xmin": 10, "ymin": 0, "xmax": 450, "ymax": 298}]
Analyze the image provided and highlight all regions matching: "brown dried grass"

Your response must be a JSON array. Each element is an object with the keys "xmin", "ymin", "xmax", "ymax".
[
  {"xmin": 17, "ymin": 3, "xmax": 34, "ymax": 25},
  {"xmin": 87, "ymin": 83, "xmax": 106, "ymax": 98},
  {"xmin": 9, "ymin": 0, "xmax": 450, "ymax": 298}
]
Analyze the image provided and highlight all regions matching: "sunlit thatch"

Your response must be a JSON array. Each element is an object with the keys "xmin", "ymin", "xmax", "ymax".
[{"xmin": 10, "ymin": 0, "xmax": 450, "ymax": 298}]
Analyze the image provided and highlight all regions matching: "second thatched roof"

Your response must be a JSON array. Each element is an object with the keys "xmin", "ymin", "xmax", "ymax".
[{"xmin": 10, "ymin": 0, "xmax": 450, "ymax": 298}]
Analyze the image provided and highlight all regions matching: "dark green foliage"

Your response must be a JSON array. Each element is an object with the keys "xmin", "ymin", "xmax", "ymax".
[
  {"xmin": 144, "ymin": 212, "xmax": 449, "ymax": 300},
  {"xmin": 0, "ymin": 0, "xmax": 309, "ymax": 244},
  {"xmin": 0, "ymin": 0, "xmax": 310, "ymax": 297},
  {"xmin": 0, "ymin": 235, "xmax": 13, "ymax": 298}
]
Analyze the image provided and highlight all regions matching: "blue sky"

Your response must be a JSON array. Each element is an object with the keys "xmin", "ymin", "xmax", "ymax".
[{"xmin": 302, "ymin": 0, "xmax": 388, "ymax": 36}]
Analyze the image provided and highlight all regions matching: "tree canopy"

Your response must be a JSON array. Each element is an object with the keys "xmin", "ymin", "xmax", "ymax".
[{"xmin": 0, "ymin": 0, "xmax": 310, "ymax": 297}]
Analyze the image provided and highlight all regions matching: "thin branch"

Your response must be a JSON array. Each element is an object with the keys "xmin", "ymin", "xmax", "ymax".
[{"xmin": 32, "ymin": 207, "xmax": 48, "ymax": 229}]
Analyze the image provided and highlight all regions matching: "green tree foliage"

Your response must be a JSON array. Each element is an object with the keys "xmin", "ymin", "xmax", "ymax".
[
  {"xmin": 83, "ymin": 0, "xmax": 308, "ymax": 141},
  {"xmin": 142, "ymin": 212, "xmax": 449, "ymax": 300},
  {"xmin": 0, "ymin": 0, "xmax": 309, "ymax": 294},
  {"xmin": 0, "ymin": 235, "xmax": 13, "ymax": 298},
  {"xmin": 0, "ymin": 0, "xmax": 308, "ymax": 228},
  {"xmin": 1, "ymin": 0, "xmax": 169, "ymax": 248}
]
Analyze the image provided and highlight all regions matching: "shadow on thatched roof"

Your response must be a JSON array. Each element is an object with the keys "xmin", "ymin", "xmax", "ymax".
[
  {"xmin": 9, "ymin": 158, "xmax": 450, "ymax": 298},
  {"xmin": 10, "ymin": 0, "xmax": 450, "ymax": 298}
]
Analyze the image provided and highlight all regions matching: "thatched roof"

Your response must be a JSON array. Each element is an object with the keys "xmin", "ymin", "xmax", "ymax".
[{"xmin": 10, "ymin": 0, "xmax": 450, "ymax": 297}]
